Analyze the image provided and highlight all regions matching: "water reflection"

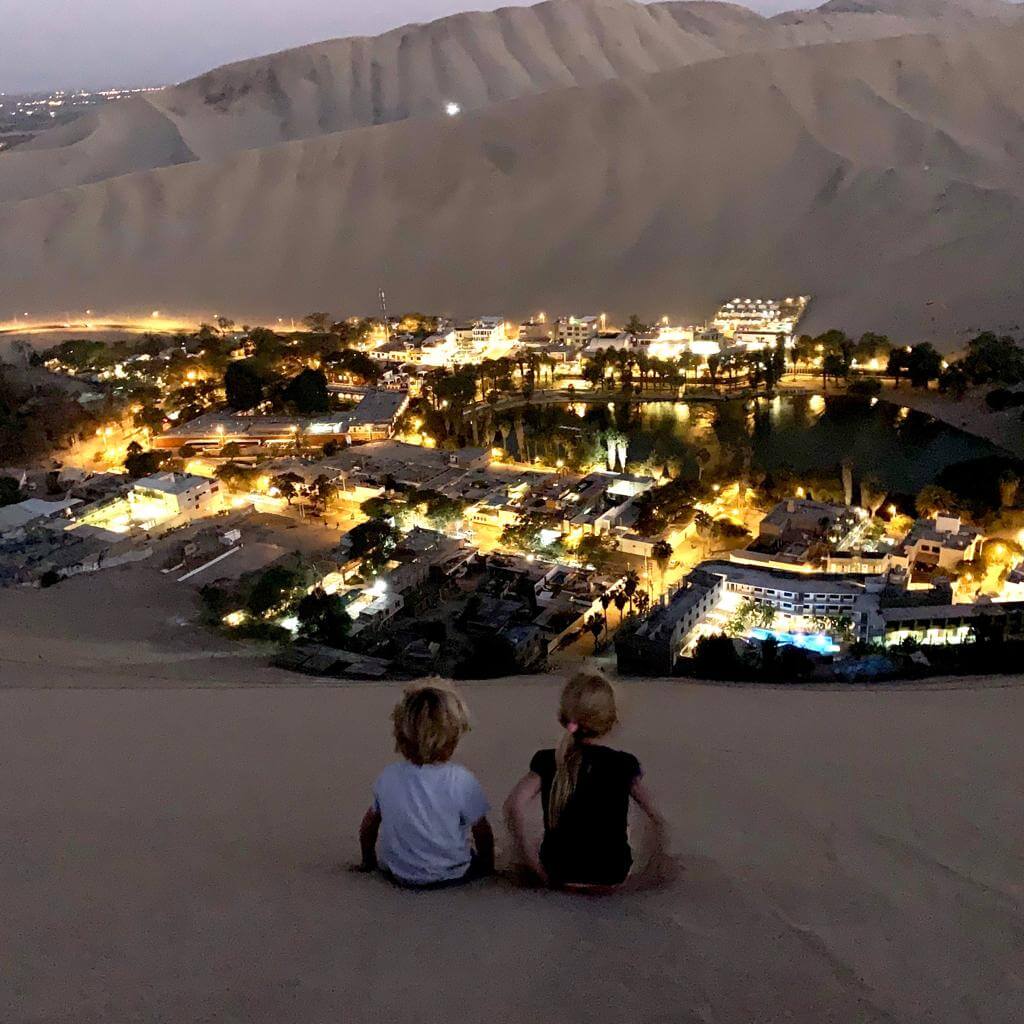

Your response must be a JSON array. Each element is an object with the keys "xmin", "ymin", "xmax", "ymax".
[{"xmin": 533, "ymin": 395, "xmax": 1000, "ymax": 492}]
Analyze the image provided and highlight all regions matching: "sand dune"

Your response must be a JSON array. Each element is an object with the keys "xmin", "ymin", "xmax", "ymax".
[
  {"xmin": 2, "ymin": 23, "xmax": 1024, "ymax": 338},
  {"xmin": 2, "ymin": 0, "xmax": 1020, "ymax": 203},
  {"xmin": 2, "ymin": 675, "xmax": 1021, "ymax": 1023},
  {"xmin": 1, "ymin": 547, "xmax": 1020, "ymax": 1024}
]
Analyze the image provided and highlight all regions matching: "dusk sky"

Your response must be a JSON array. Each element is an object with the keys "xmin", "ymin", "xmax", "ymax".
[{"xmin": 0, "ymin": 0, "xmax": 801, "ymax": 93}]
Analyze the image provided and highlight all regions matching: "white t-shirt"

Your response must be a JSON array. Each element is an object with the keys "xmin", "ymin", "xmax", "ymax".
[{"xmin": 373, "ymin": 761, "xmax": 490, "ymax": 885}]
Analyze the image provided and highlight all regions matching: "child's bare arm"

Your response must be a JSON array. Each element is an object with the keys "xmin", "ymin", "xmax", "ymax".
[
  {"xmin": 503, "ymin": 772, "xmax": 547, "ymax": 881},
  {"xmin": 358, "ymin": 806, "xmax": 381, "ymax": 870},
  {"xmin": 630, "ymin": 776, "xmax": 675, "ymax": 884},
  {"xmin": 630, "ymin": 777, "xmax": 667, "ymax": 832},
  {"xmin": 470, "ymin": 816, "xmax": 495, "ymax": 873}
]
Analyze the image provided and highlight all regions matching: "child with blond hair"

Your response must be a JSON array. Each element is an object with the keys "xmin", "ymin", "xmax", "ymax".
[
  {"xmin": 504, "ymin": 671, "xmax": 666, "ymax": 888},
  {"xmin": 359, "ymin": 680, "xmax": 494, "ymax": 887}
]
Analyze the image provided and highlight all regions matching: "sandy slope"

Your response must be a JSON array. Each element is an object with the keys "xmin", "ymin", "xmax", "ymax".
[
  {"xmin": 2, "ymin": 24, "xmax": 1024, "ymax": 338},
  {"xmin": 2, "ymin": 0, "xmax": 1020, "ymax": 203},
  {"xmin": 1, "ymin": 676, "xmax": 1021, "ymax": 1023},
  {"xmin": 1, "ymin": 564, "xmax": 1021, "ymax": 1021}
]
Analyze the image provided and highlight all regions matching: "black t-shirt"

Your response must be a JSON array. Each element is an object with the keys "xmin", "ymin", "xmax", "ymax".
[{"xmin": 529, "ymin": 744, "xmax": 642, "ymax": 885}]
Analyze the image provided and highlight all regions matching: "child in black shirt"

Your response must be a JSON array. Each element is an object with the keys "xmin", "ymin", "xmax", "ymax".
[{"xmin": 504, "ymin": 671, "xmax": 666, "ymax": 888}]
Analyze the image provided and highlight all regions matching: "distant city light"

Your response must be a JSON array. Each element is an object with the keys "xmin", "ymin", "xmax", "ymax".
[{"xmin": 445, "ymin": 102, "xmax": 461, "ymax": 117}]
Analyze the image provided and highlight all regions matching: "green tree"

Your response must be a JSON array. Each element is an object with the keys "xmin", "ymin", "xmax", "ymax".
[
  {"xmin": 133, "ymin": 404, "xmax": 166, "ymax": 433},
  {"xmin": 625, "ymin": 314, "xmax": 650, "ymax": 336},
  {"xmin": 726, "ymin": 598, "xmax": 776, "ymax": 637},
  {"xmin": 887, "ymin": 347, "xmax": 912, "ymax": 388},
  {"xmin": 346, "ymin": 518, "xmax": 399, "ymax": 571},
  {"xmin": 915, "ymin": 484, "xmax": 961, "ymax": 518},
  {"xmin": 284, "ymin": 368, "xmax": 329, "ymax": 414},
  {"xmin": 324, "ymin": 348, "xmax": 380, "ymax": 384},
  {"xmin": 224, "ymin": 359, "xmax": 264, "ymax": 411},
  {"xmin": 652, "ymin": 538, "xmax": 673, "ymax": 593},
  {"xmin": 124, "ymin": 448, "xmax": 165, "ymax": 478},
  {"xmin": 622, "ymin": 567, "xmax": 640, "ymax": 614},
  {"xmin": 962, "ymin": 332, "xmax": 1024, "ymax": 385},
  {"xmin": 998, "ymin": 470, "xmax": 1019, "ymax": 509},
  {"xmin": 246, "ymin": 566, "xmax": 302, "ymax": 618},
  {"xmin": 272, "ymin": 472, "xmax": 303, "ymax": 505},
  {"xmin": 303, "ymin": 312, "xmax": 332, "ymax": 335},
  {"xmin": 216, "ymin": 461, "xmax": 260, "ymax": 491},
  {"xmin": 576, "ymin": 533, "xmax": 619, "ymax": 571},
  {"xmin": 248, "ymin": 327, "xmax": 283, "ymax": 365},
  {"xmin": 296, "ymin": 587, "xmax": 351, "ymax": 646},
  {"xmin": 692, "ymin": 633, "xmax": 745, "ymax": 680},
  {"xmin": 310, "ymin": 474, "xmax": 336, "ymax": 510},
  {"xmin": 423, "ymin": 495, "xmax": 464, "ymax": 530},
  {"xmin": 791, "ymin": 334, "xmax": 815, "ymax": 371},
  {"xmin": 860, "ymin": 474, "xmax": 887, "ymax": 518},
  {"xmin": 853, "ymin": 332, "xmax": 891, "ymax": 367},
  {"xmin": 907, "ymin": 343, "xmax": 942, "ymax": 389},
  {"xmin": 822, "ymin": 352, "xmax": 847, "ymax": 388}
]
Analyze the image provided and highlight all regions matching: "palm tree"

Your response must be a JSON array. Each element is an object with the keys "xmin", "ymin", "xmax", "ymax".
[
  {"xmin": 652, "ymin": 539, "xmax": 673, "ymax": 595},
  {"xmin": 501, "ymin": 420, "xmax": 516, "ymax": 452},
  {"xmin": 623, "ymin": 567, "xmax": 640, "ymax": 613},
  {"xmin": 585, "ymin": 613, "xmax": 604, "ymax": 653},
  {"xmin": 514, "ymin": 413, "xmax": 527, "ymax": 461},
  {"xmin": 707, "ymin": 355, "xmax": 721, "ymax": 392},
  {"xmin": 599, "ymin": 592, "xmax": 613, "ymax": 639},
  {"xmin": 695, "ymin": 447, "xmax": 712, "ymax": 482}
]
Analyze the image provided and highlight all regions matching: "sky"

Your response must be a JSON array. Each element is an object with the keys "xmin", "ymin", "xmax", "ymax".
[{"xmin": 0, "ymin": 0, "xmax": 800, "ymax": 94}]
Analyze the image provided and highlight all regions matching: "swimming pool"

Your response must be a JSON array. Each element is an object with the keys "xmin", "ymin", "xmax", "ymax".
[{"xmin": 749, "ymin": 628, "xmax": 840, "ymax": 656}]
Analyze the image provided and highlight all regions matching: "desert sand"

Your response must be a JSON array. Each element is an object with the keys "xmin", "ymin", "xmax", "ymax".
[
  {"xmin": 3, "ymin": 19, "xmax": 1024, "ymax": 339},
  {"xmin": 4, "ymin": 0, "xmax": 1016, "ymax": 204},
  {"xmin": 3, "ymin": 0, "xmax": 1024, "ymax": 339},
  {"xmin": 1, "ymin": 566, "xmax": 1022, "ymax": 1022}
]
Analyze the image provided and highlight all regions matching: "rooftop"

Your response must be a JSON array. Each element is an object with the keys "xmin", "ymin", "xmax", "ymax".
[
  {"xmin": 900, "ymin": 515, "xmax": 979, "ymax": 552},
  {"xmin": 134, "ymin": 472, "xmax": 213, "ymax": 495},
  {"xmin": 0, "ymin": 496, "xmax": 81, "ymax": 533}
]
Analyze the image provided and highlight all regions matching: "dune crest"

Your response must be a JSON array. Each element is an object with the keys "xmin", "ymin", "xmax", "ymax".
[
  {"xmin": 2, "ymin": 21, "xmax": 1024, "ymax": 337},
  {"xmin": 2, "ymin": 0, "xmax": 1020, "ymax": 203}
]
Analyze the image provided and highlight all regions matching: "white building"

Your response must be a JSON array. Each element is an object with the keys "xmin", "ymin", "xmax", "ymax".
[
  {"xmin": 0, "ymin": 497, "xmax": 81, "ymax": 539},
  {"xmin": 701, "ymin": 560, "xmax": 879, "ymax": 642},
  {"xmin": 471, "ymin": 317, "xmax": 507, "ymax": 349},
  {"xmin": 558, "ymin": 316, "xmax": 600, "ymax": 346},
  {"xmin": 645, "ymin": 325, "xmax": 697, "ymax": 360},
  {"xmin": 131, "ymin": 473, "xmax": 219, "ymax": 517},
  {"xmin": 518, "ymin": 319, "xmax": 552, "ymax": 344},
  {"xmin": 583, "ymin": 331, "xmax": 635, "ymax": 354},
  {"xmin": 890, "ymin": 514, "xmax": 980, "ymax": 572},
  {"xmin": 712, "ymin": 296, "xmax": 810, "ymax": 346}
]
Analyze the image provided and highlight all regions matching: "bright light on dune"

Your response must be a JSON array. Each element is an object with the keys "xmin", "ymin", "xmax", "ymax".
[{"xmin": 445, "ymin": 102, "xmax": 461, "ymax": 117}]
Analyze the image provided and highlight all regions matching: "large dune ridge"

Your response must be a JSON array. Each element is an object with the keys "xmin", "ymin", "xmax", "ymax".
[
  {"xmin": 3, "ymin": 23, "xmax": 1024, "ymax": 338},
  {"xmin": 1, "ymin": 0, "xmax": 1021, "ymax": 204}
]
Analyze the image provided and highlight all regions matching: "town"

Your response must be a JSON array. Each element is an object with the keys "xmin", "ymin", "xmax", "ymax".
[
  {"xmin": 0, "ymin": 86, "xmax": 162, "ymax": 152},
  {"xmin": 3, "ymin": 298, "xmax": 1024, "ymax": 682}
]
